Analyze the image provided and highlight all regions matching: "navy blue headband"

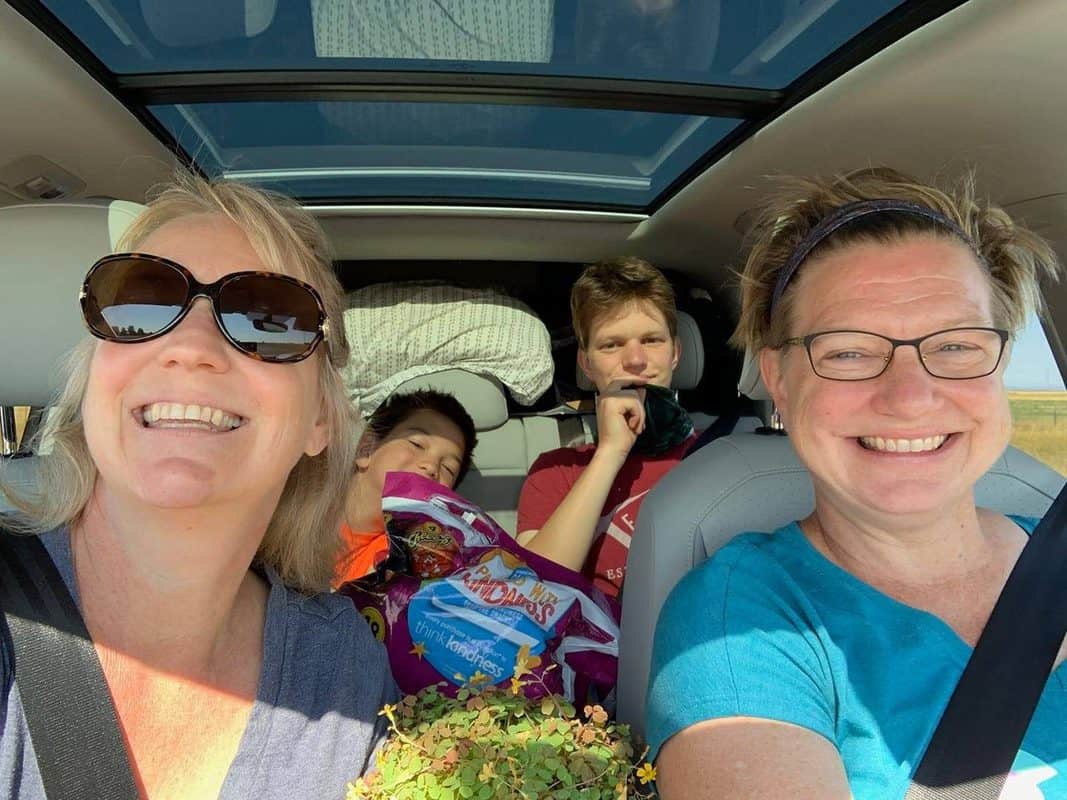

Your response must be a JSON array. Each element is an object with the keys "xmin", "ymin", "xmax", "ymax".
[{"xmin": 768, "ymin": 198, "xmax": 979, "ymax": 321}]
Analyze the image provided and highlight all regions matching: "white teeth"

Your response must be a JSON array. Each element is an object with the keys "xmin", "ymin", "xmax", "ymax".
[
  {"xmin": 141, "ymin": 402, "xmax": 241, "ymax": 431},
  {"xmin": 860, "ymin": 434, "xmax": 948, "ymax": 453}
]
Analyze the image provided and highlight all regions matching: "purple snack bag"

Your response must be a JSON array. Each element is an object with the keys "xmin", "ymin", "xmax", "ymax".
[{"xmin": 341, "ymin": 472, "xmax": 621, "ymax": 703}]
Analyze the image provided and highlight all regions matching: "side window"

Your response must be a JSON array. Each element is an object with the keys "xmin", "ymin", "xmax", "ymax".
[
  {"xmin": 1006, "ymin": 316, "xmax": 1066, "ymax": 475},
  {"xmin": 2, "ymin": 406, "xmax": 30, "ymax": 454},
  {"xmin": 15, "ymin": 407, "xmax": 29, "ymax": 447}
]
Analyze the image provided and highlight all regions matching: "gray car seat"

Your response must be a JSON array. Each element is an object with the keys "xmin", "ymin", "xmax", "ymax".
[
  {"xmin": 616, "ymin": 350, "xmax": 1066, "ymax": 740},
  {"xmin": 0, "ymin": 200, "xmax": 145, "ymax": 513}
]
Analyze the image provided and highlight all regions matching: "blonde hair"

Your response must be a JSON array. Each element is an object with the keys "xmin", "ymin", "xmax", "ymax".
[
  {"xmin": 1, "ymin": 172, "xmax": 359, "ymax": 594},
  {"xmin": 732, "ymin": 167, "xmax": 1062, "ymax": 353},
  {"xmin": 571, "ymin": 257, "xmax": 677, "ymax": 349}
]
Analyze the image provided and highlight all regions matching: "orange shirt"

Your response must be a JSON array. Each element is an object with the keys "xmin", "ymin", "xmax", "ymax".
[{"xmin": 333, "ymin": 525, "xmax": 389, "ymax": 588}]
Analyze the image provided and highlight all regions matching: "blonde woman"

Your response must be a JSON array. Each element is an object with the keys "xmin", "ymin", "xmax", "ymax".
[
  {"xmin": 647, "ymin": 168, "xmax": 1066, "ymax": 799},
  {"xmin": 0, "ymin": 175, "xmax": 395, "ymax": 799}
]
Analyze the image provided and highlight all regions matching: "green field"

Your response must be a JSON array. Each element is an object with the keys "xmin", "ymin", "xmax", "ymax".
[{"xmin": 1009, "ymin": 391, "xmax": 1067, "ymax": 476}]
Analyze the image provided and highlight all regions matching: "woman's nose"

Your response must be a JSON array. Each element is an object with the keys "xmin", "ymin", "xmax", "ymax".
[
  {"xmin": 155, "ymin": 298, "xmax": 230, "ymax": 370},
  {"xmin": 874, "ymin": 345, "xmax": 939, "ymax": 413}
]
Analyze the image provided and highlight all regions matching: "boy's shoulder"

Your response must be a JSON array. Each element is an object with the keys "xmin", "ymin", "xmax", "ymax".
[{"xmin": 529, "ymin": 441, "xmax": 598, "ymax": 473}]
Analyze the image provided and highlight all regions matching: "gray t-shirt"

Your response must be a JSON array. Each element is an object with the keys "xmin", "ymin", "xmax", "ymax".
[{"xmin": 0, "ymin": 529, "xmax": 398, "ymax": 799}]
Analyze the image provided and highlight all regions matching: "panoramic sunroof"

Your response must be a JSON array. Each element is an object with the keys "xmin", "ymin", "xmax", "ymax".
[
  {"xmin": 150, "ymin": 102, "xmax": 742, "ymax": 206},
  {"xmin": 36, "ymin": 0, "xmax": 906, "ymax": 88},
  {"xmin": 14, "ymin": 0, "xmax": 965, "ymax": 210}
]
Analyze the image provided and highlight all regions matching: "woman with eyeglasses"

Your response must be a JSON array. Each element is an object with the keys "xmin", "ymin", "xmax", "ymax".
[
  {"xmin": 646, "ymin": 168, "xmax": 1067, "ymax": 799},
  {"xmin": 0, "ymin": 174, "xmax": 395, "ymax": 799}
]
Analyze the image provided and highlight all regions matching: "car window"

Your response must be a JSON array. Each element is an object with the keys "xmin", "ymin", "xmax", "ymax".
[
  {"xmin": 14, "ymin": 407, "xmax": 29, "ymax": 450},
  {"xmin": 1006, "ymin": 315, "xmax": 1066, "ymax": 475}
]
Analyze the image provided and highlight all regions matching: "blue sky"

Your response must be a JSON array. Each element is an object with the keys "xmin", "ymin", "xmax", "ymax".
[{"xmin": 1005, "ymin": 315, "xmax": 1065, "ymax": 390}]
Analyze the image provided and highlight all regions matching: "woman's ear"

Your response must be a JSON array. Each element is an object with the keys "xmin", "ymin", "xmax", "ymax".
[
  {"xmin": 671, "ymin": 336, "xmax": 681, "ymax": 371},
  {"xmin": 759, "ymin": 346, "xmax": 789, "ymax": 413},
  {"xmin": 303, "ymin": 404, "xmax": 331, "ymax": 458}
]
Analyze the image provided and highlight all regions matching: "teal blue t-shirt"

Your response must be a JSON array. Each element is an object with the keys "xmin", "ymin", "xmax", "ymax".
[{"xmin": 646, "ymin": 517, "xmax": 1067, "ymax": 799}]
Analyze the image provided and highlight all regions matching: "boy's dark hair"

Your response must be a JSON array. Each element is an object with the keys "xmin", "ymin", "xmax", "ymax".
[{"xmin": 361, "ymin": 390, "xmax": 479, "ymax": 485}]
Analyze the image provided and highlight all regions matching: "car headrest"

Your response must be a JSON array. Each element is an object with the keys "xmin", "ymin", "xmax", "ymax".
[
  {"xmin": 0, "ymin": 200, "xmax": 145, "ymax": 407},
  {"xmin": 575, "ymin": 309, "xmax": 705, "ymax": 392},
  {"xmin": 389, "ymin": 369, "xmax": 508, "ymax": 431},
  {"xmin": 737, "ymin": 348, "xmax": 771, "ymax": 400}
]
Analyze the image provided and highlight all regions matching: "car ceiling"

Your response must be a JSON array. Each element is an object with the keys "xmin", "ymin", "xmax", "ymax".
[{"xmin": 1, "ymin": 0, "xmax": 1065, "ymax": 375}]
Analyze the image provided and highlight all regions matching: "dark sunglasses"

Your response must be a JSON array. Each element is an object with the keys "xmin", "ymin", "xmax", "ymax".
[{"xmin": 80, "ymin": 253, "xmax": 330, "ymax": 363}]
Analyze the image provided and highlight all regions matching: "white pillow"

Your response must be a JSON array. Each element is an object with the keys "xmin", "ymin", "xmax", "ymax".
[{"xmin": 342, "ymin": 282, "xmax": 554, "ymax": 416}]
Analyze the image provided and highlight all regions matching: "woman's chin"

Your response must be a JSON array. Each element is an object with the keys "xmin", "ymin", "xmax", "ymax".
[
  {"xmin": 847, "ymin": 479, "xmax": 968, "ymax": 520},
  {"xmin": 112, "ymin": 461, "xmax": 232, "ymax": 510}
]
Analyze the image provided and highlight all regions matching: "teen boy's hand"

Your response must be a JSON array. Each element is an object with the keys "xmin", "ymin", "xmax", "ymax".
[{"xmin": 594, "ymin": 380, "xmax": 647, "ymax": 460}]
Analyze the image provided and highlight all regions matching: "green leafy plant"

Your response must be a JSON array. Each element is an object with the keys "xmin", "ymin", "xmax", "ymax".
[{"xmin": 348, "ymin": 649, "xmax": 657, "ymax": 800}]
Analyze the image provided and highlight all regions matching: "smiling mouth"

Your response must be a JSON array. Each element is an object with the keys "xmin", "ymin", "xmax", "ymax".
[
  {"xmin": 858, "ymin": 434, "xmax": 950, "ymax": 453},
  {"xmin": 139, "ymin": 402, "xmax": 243, "ymax": 432}
]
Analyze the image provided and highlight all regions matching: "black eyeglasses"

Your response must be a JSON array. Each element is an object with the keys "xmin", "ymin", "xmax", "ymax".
[
  {"xmin": 80, "ymin": 253, "xmax": 330, "ymax": 364},
  {"xmin": 782, "ymin": 327, "xmax": 1010, "ymax": 381}
]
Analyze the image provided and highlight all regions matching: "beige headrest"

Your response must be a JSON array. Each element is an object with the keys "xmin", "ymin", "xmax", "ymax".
[
  {"xmin": 390, "ymin": 369, "xmax": 508, "ymax": 431},
  {"xmin": 0, "ymin": 200, "xmax": 145, "ymax": 406},
  {"xmin": 737, "ymin": 349, "xmax": 771, "ymax": 400}
]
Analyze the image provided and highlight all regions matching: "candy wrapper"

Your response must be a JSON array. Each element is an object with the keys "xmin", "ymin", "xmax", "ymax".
[{"xmin": 340, "ymin": 472, "xmax": 621, "ymax": 704}]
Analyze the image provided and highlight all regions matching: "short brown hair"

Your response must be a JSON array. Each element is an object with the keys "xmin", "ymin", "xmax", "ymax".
[
  {"xmin": 359, "ymin": 390, "xmax": 478, "ymax": 485},
  {"xmin": 732, "ymin": 167, "xmax": 1061, "ymax": 353},
  {"xmin": 570, "ymin": 257, "xmax": 677, "ymax": 349}
]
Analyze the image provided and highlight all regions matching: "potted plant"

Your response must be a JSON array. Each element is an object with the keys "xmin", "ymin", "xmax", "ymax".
[{"xmin": 348, "ymin": 651, "xmax": 657, "ymax": 800}]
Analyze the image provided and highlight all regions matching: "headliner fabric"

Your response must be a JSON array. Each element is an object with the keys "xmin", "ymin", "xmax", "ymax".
[{"xmin": 341, "ymin": 282, "xmax": 553, "ymax": 415}]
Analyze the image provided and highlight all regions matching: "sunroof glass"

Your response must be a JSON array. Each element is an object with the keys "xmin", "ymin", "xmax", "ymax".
[
  {"xmin": 149, "ymin": 101, "xmax": 743, "ymax": 207},
  {"xmin": 40, "ymin": 0, "xmax": 908, "ymax": 90}
]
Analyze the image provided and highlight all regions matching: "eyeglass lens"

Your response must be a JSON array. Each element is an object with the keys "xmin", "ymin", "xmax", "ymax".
[
  {"xmin": 85, "ymin": 257, "xmax": 188, "ymax": 340},
  {"xmin": 217, "ymin": 273, "xmax": 322, "ymax": 359}
]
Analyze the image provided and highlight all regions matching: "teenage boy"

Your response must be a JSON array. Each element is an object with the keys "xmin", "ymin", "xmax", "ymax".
[{"xmin": 516, "ymin": 257, "xmax": 696, "ymax": 599}]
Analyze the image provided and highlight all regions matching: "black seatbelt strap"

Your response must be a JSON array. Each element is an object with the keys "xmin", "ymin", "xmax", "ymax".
[
  {"xmin": 0, "ymin": 528, "xmax": 139, "ymax": 800},
  {"xmin": 905, "ymin": 485, "xmax": 1067, "ymax": 799},
  {"xmin": 683, "ymin": 410, "xmax": 740, "ymax": 459}
]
